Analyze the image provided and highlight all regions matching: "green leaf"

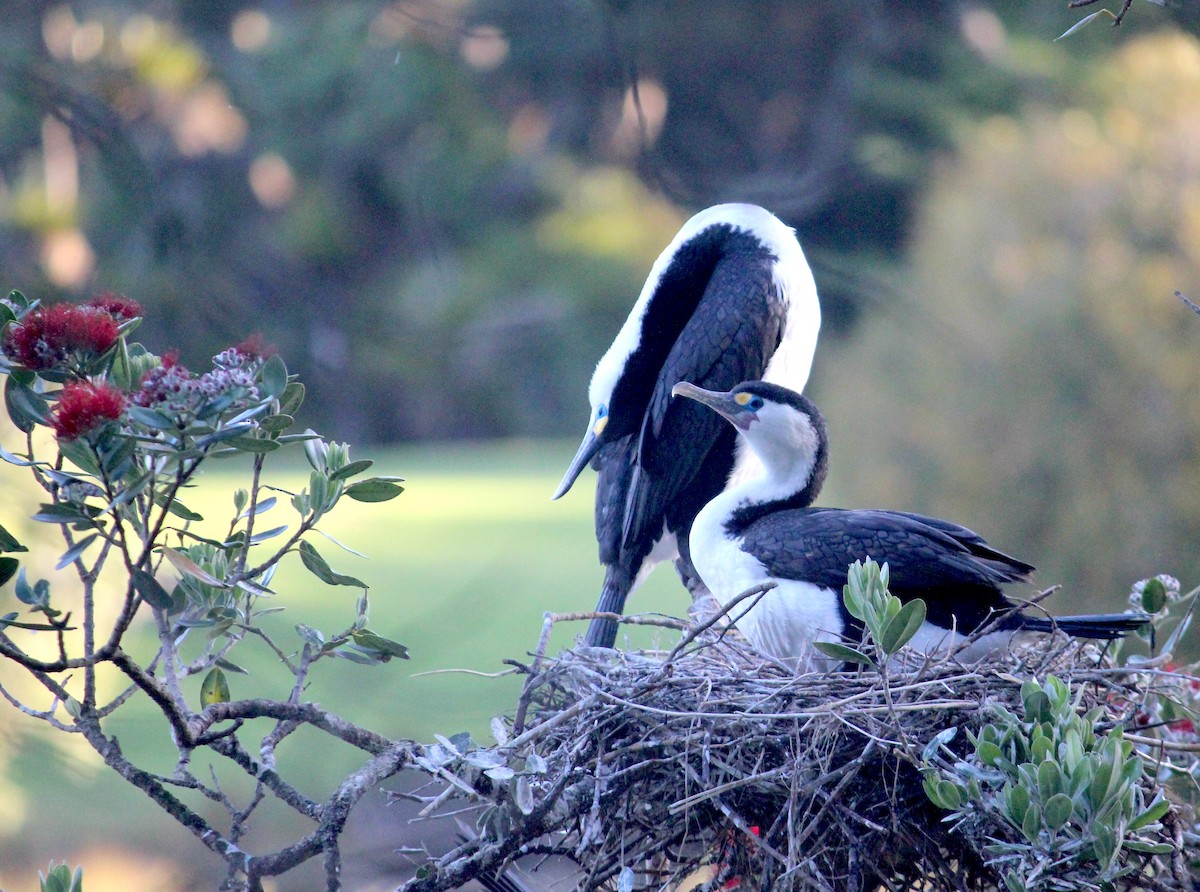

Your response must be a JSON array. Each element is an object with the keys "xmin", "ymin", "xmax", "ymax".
[
  {"xmin": 813, "ymin": 640, "xmax": 874, "ymax": 667},
  {"xmin": 294, "ymin": 619, "xmax": 326, "ymax": 648},
  {"xmin": 297, "ymin": 541, "xmax": 367, "ymax": 588},
  {"xmin": 922, "ymin": 775, "xmax": 962, "ymax": 810},
  {"xmin": 0, "ymin": 523, "xmax": 27, "ymax": 553},
  {"xmin": 1043, "ymin": 793, "xmax": 1073, "ymax": 830},
  {"xmin": 1006, "ymin": 784, "xmax": 1030, "ymax": 826},
  {"xmin": 194, "ymin": 424, "xmax": 256, "ymax": 449},
  {"xmin": 248, "ymin": 524, "xmax": 288, "ymax": 544},
  {"xmin": 240, "ymin": 495, "xmax": 277, "ymax": 519},
  {"xmin": 0, "ymin": 557, "xmax": 18, "ymax": 587},
  {"xmin": 976, "ymin": 740, "xmax": 1003, "ymax": 768},
  {"xmin": 331, "ymin": 646, "xmax": 380, "ymax": 665},
  {"xmin": 259, "ymin": 413, "xmax": 294, "ymax": 433},
  {"xmin": 302, "ymin": 432, "xmax": 327, "ymax": 473},
  {"xmin": 131, "ymin": 567, "xmax": 175, "ymax": 609},
  {"xmin": 879, "ymin": 597, "xmax": 926, "ymax": 655},
  {"xmin": 155, "ymin": 495, "xmax": 204, "ymax": 522},
  {"xmin": 5, "ymin": 377, "xmax": 48, "ymax": 433},
  {"xmin": 1140, "ymin": 578, "xmax": 1168, "ymax": 614},
  {"xmin": 228, "ymin": 436, "xmax": 281, "ymax": 454},
  {"xmin": 57, "ymin": 438, "xmax": 103, "ymax": 476},
  {"xmin": 110, "ymin": 336, "xmax": 133, "ymax": 390},
  {"xmin": 0, "ymin": 611, "xmax": 63, "ymax": 631},
  {"xmin": 309, "ymin": 471, "xmax": 330, "ymax": 513},
  {"xmin": 215, "ymin": 657, "xmax": 249, "ymax": 675},
  {"xmin": 1123, "ymin": 840, "xmax": 1174, "ymax": 855},
  {"xmin": 14, "ymin": 568, "xmax": 37, "ymax": 606},
  {"xmin": 275, "ymin": 432, "xmax": 320, "ymax": 446},
  {"xmin": 55, "ymin": 534, "xmax": 98, "ymax": 570},
  {"xmin": 260, "ymin": 354, "xmax": 288, "ymax": 399},
  {"xmin": 1092, "ymin": 821, "xmax": 1117, "ymax": 867},
  {"xmin": 329, "ymin": 459, "xmax": 373, "ymax": 482},
  {"xmin": 344, "ymin": 478, "xmax": 405, "ymax": 503},
  {"xmin": 1023, "ymin": 689, "xmax": 1052, "ymax": 724},
  {"xmin": 125, "ymin": 404, "xmax": 177, "ymax": 430},
  {"xmin": 1020, "ymin": 801, "xmax": 1041, "ymax": 843},
  {"xmin": 350, "ymin": 628, "xmax": 409, "ymax": 660},
  {"xmin": 1055, "ymin": 9, "xmax": 1116, "ymax": 41},
  {"xmin": 200, "ymin": 667, "xmax": 231, "ymax": 706},
  {"xmin": 1129, "ymin": 794, "xmax": 1170, "ymax": 831},
  {"xmin": 233, "ymin": 488, "xmax": 249, "ymax": 516},
  {"xmin": 31, "ymin": 503, "xmax": 99, "ymax": 526},
  {"xmin": 161, "ymin": 547, "xmax": 225, "ymax": 587},
  {"xmin": 277, "ymin": 381, "xmax": 305, "ymax": 417},
  {"xmin": 515, "ymin": 775, "xmax": 535, "ymax": 815},
  {"xmin": 0, "ymin": 441, "xmax": 43, "ymax": 468},
  {"xmin": 1038, "ymin": 760, "xmax": 1063, "ymax": 800}
]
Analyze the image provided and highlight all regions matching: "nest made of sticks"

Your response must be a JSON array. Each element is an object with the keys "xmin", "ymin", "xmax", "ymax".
[{"xmin": 398, "ymin": 618, "xmax": 1197, "ymax": 892}]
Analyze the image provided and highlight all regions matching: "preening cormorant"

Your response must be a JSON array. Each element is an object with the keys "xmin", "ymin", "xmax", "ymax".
[
  {"xmin": 553, "ymin": 205, "xmax": 822, "ymax": 648},
  {"xmin": 672, "ymin": 380, "xmax": 1148, "ymax": 668}
]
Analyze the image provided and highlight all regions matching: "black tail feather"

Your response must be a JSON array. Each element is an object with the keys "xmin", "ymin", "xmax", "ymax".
[
  {"xmin": 1019, "ymin": 612, "xmax": 1150, "ymax": 640},
  {"xmin": 583, "ymin": 569, "xmax": 633, "ymax": 648}
]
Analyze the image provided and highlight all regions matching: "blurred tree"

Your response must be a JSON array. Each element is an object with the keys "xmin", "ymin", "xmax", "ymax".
[
  {"xmin": 0, "ymin": 1, "xmax": 1192, "ymax": 445},
  {"xmin": 0, "ymin": 2, "xmax": 676, "ymax": 443},
  {"xmin": 467, "ymin": 0, "xmax": 1161, "ymax": 332},
  {"xmin": 819, "ymin": 31, "xmax": 1200, "ymax": 613}
]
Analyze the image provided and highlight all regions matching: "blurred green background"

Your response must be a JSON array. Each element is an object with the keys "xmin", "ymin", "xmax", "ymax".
[{"xmin": 2, "ymin": 1, "xmax": 1200, "ymax": 888}]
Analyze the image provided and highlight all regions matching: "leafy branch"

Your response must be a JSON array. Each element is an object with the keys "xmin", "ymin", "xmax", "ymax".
[{"xmin": 0, "ymin": 289, "xmax": 411, "ymax": 890}]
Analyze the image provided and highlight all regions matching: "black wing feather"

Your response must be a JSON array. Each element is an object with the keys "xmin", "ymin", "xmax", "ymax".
[
  {"xmin": 739, "ymin": 508, "xmax": 1034, "ymax": 633},
  {"xmin": 621, "ymin": 250, "xmax": 786, "ymax": 553}
]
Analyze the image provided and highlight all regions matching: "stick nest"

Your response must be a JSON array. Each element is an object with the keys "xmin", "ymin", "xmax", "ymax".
[{"xmin": 399, "ymin": 624, "xmax": 1197, "ymax": 892}]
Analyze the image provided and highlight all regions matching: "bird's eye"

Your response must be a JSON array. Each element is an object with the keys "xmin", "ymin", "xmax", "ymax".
[
  {"xmin": 747, "ymin": 396, "xmax": 764, "ymax": 411},
  {"xmin": 592, "ymin": 405, "xmax": 609, "ymax": 436}
]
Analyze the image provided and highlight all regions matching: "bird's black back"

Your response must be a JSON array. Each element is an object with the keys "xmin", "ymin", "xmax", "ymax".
[
  {"xmin": 613, "ymin": 228, "xmax": 787, "ymax": 559},
  {"xmin": 736, "ymin": 507, "xmax": 1036, "ymax": 635}
]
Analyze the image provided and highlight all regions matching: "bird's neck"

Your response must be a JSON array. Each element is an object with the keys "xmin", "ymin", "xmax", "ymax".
[{"xmin": 711, "ymin": 453, "xmax": 822, "ymax": 536}]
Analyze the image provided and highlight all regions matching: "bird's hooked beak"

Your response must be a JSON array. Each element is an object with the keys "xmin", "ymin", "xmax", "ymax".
[
  {"xmin": 671, "ymin": 382, "xmax": 756, "ymax": 430},
  {"xmin": 551, "ymin": 414, "xmax": 607, "ymax": 500}
]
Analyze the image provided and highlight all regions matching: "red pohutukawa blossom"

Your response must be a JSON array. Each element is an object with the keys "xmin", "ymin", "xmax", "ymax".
[
  {"xmin": 2, "ymin": 303, "xmax": 121, "ymax": 371},
  {"xmin": 234, "ymin": 333, "xmax": 275, "ymax": 361},
  {"xmin": 52, "ymin": 381, "xmax": 127, "ymax": 440},
  {"xmin": 85, "ymin": 292, "xmax": 143, "ymax": 321}
]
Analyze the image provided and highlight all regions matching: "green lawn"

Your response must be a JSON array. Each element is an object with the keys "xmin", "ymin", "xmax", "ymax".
[{"xmin": 0, "ymin": 438, "xmax": 690, "ymax": 883}]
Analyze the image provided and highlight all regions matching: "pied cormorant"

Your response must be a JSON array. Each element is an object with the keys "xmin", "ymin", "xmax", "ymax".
[
  {"xmin": 553, "ymin": 205, "xmax": 822, "ymax": 648},
  {"xmin": 672, "ymin": 380, "xmax": 1147, "ymax": 668}
]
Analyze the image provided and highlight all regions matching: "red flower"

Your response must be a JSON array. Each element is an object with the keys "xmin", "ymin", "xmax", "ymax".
[
  {"xmin": 52, "ymin": 381, "xmax": 127, "ymax": 440},
  {"xmin": 2, "ymin": 304, "xmax": 120, "ymax": 370},
  {"xmin": 232, "ymin": 333, "xmax": 276, "ymax": 361},
  {"xmin": 1169, "ymin": 718, "xmax": 1196, "ymax": 735},
  {"xmin": 85, "ymin": 292, "xmax": 143, "ymax": 321}
]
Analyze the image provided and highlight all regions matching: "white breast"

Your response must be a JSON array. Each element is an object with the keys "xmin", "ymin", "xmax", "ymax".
[{"xmin": 689, "ymin": 495, "xmax": 845, "ymax": 671}]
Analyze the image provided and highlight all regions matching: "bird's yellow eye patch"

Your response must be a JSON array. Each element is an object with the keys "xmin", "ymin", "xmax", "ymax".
[
  {"xmin": 592, "ymin": 415, "xmax": 608, "ymax": 436},
  {"xmin": 734, "ymin": 392, "xmax": 754, "ymax": 406}
]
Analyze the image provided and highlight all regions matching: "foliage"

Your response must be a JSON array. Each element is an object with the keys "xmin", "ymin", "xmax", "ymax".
[
  {"xmin": 0, "ymin": 2, "xmax": 671, "ymax": 444},
  {"xmin": 37, "ymin": 863, "xmax": 83, "ymax": 892},
  {"xmin": 820, "ymin": 31, "xmax": 1200, "ymax": 614},
  {"xmin": 814, "ymin": 557, "xmax": 927, "ymax": 667},
  {"xmin": 922, "ymin": 575, "xmax": 1200, "ymax": 891},
  {"xmin": 923, "ymin": 676, "xmax": 1174, "ymax": 891},
  {"xmin": 0, "ymin": 289, "xmax": 409, "ymax": 889}
]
